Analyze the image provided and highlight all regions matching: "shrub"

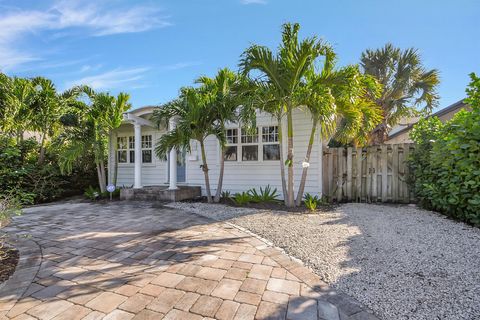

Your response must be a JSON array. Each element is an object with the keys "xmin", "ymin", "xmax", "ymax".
[
  {"xmin": 84, "ymin": 186, "xmax": 101, "ymax": 201},
  {"xmin": 221, "ymin": 191, "xmax": 231, "ymax": 200},
  {"xmin": 409, "ymin": 73, "xmax": 480, "ymax": 226},
  {"xmin": 247, "ymin": 185, "xmax": 279, "ymax": 203},
  {"xmin": 303, "ymin": 193, "xmax": 326, "ymax": 212},
  {"xmin": 233, "ymin": 192, "xmax": 252, "ymax": 206}
]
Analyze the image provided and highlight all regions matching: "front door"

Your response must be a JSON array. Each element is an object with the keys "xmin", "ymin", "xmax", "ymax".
[{"xmin": 168, "ymin": 149, "xmax": 186, "ymax": 183}]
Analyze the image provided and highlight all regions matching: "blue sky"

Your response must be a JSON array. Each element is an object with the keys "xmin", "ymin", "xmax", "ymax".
[{"xmin": 1, "ymin": 0, "xmax": 478, "ymax": 111}]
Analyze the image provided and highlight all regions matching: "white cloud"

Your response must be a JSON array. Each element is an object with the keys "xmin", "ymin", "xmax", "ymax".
[
  {"xmin": 66, "ymin": 67, "xmax": 149, "ymax": 90},
  {"xmin": 240, "ymin": 0, "xmax": 267, "ymax": 4},
  {"xmin": 161, "ymin": 61, "xmax": 202, "ymax": 71},
  {"xmin": 0, "ymin": 1, "xmax": 170, "ymax": 71}
]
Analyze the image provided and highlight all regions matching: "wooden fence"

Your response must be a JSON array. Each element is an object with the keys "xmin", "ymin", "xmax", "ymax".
[{"xmin": 322, "ymin": 143, "xmax": 415, "ymax": 203}]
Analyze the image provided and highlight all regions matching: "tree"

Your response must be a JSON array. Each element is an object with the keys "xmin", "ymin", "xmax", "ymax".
[
  {"xmin": 195, "ymin": 68, "xmax": 249, "ymax": 203},
  {"xmin": 240, "ymin": 22, "xmax": 328, "ymax": 207},
  {"xmin": 59, "ymin": 87, "xmax": 130, "ymax": 193},
  {"xmin": 152, "ymin": 87, "xmax": 219, "ymax": 203},
  {"xmin": 294, "ymin": 49, "xmax": 383, "ymax": 205},
  {"xmin": 360, "ymin": 43, "xmax": 440, "ymax": 144}
]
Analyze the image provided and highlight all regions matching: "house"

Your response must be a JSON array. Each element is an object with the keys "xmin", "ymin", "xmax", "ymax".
[
  {"xmin": 386, "ymin": 99, "xmax": 469, "ymax": 144},
  {"xmin": 108, "ymin": 106, "xmax": 324, "ymax": 199}
]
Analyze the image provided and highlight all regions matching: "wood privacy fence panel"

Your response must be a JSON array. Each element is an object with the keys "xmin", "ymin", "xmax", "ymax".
[{"xmin": 322, "ymin": 143, "xmax": 415, "ymax": 203}]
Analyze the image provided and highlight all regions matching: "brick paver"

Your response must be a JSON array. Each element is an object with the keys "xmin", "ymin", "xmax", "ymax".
[{"xmin": 0, "ymin": 202, "xmax": 378, "ymax": 320}]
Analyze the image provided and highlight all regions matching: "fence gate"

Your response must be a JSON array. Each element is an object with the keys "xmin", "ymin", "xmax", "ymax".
[{"xmin": 322, "ymin": 143, "xmax": 415, "ymax": 203}]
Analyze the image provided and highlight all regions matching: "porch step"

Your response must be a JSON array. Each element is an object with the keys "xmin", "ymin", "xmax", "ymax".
[{"xmin": 120, "ymin": 186, "xmax": 201, "ymax": 202}]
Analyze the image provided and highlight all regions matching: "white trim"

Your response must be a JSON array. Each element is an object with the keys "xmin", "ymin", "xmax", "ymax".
[
  {"xmin": 123, "ymin": 113, "xmax": 155, "ymax": 127},
  {"xmin": 134, "ymin": 124, "xmax": 142, "ymax": 188}
]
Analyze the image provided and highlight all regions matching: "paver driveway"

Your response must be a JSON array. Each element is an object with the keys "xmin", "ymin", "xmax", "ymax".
[{"xmin": 0, "ymin": 201, "xmax": 377, "ymax": 320}]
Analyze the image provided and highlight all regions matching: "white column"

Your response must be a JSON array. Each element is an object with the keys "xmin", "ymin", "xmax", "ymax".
[
  {"xmin": 107, "ymin": 131, "xmax": 114, "ymax": 185},
  {"xmin": 169, "ymin": 117, "xmax": 178, "ymax": 190},
  {"xmin": 134, "ymin": 123, "xmax": 142, "ymax": 189}
]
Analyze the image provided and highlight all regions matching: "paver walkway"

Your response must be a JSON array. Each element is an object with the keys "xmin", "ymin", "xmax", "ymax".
[{"xmin": 0, "ymin": 202, "xmax": 378, "ymax": 320}]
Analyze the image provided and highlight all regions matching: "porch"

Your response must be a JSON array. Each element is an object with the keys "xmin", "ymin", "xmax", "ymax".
[{"xmin": 120, "ymin": 185, "xmax": 201, "ymax": 202}]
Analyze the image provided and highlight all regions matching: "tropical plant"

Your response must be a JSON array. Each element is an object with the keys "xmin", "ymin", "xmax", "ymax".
[
  {"xmin": 195, "ymin": 68, "xmax": 248, "ymax": 203},
  {"xmin": 409, "ymin": 73, "xmax": 480, "ymax": 226},
  {"xmin": 153, "ymin": 87, "xmax": 218, "ymax": 202},
  {"xmin": 221, "ymin": 190, "xmax": 232, "ymax": 200},
  {"xmin": 247, "ymin": 185, "xmax": 279, "ymax": 203},
  {"xmin": 59, "ymin": 87, "xmax": 130, "ymax": 193},
  {"xmin": 233, "ymin": 192, "xmax": 252, "ymax": 206},
  {"xmin": 295, "ymin": 50, "xmax": 383, "ymax": 205},
  {"xmin": 240, "ymin": 22, "xmax": 328, "ymax": 207},
  {"xmin": 360, "ymin": 43, "xmax": 440, "ymax": 144},
  {"xmin": 84, "ymin": 186, "xmax": 101, "ymax": 201},
  {"xmin": 303, "ymin": 193, "xmax": 325, "ymax": 212}
]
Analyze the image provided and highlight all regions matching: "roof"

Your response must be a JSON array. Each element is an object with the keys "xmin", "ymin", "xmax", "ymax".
[{"xmin": 388, "ymin": 99, "xmax": 467, "ymax": 139}]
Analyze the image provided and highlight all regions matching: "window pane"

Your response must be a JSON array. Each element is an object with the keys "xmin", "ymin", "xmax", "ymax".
[
  {"xmin": 142, "ymin": 135, "xmax": 152, "ymax": 148},
  {"xmin": 262, "ymin": 126, "xmax": 278, "ymax": 142},
  {"xmin": 142, "ymin": 150, "xmax": 152, "ymax": 163},
  {"xmin": 226, "ymin": 129, "xmax": 238, "ymax": 144},
  {"xmin": 129, "ymin": 136, "xmax": 135, "ymax": 149},
  {"xmin": 118, "ymin": 150, "xmax": 127, "ymax": 163},
  {"xmin": 117, "ymin": 137, "xmax": 127, "ymax": 149},
  {"xmin": 129, "ymin": 150, "xmax": 135, "ymax": 163},
  {"xmin": 241, "ymin": 128, "xmax": 258, "ymax": 143},
  {"xmin": 242, "ymin": 145, "xmax": 258, "ymax": 161},
  {"xmin": 224, "ymin": 146, "xmax": 237, "ymax": 161},
  {"xmin": 263, "ymin": 144, "xmax": 280, "ymax": 160}
]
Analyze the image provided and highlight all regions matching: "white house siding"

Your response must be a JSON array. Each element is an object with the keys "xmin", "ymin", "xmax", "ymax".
[{"xmin": 112, "ymin": 109, "xmax": 323, "ymax": 199}]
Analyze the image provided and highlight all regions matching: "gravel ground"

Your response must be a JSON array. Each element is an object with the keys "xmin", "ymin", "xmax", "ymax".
[{"xmin": 168, "ymin": 201, "xmax": 480, "ymax": 320}]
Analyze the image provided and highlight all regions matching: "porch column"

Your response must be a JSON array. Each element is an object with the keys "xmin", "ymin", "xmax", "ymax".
[
  {"xmin": 134, "ymin": 123, "xmax": 142, "ymax": 189},
  {"xmin": 169, "ymin": 117, "xmax": 178, "ymax": 190}
]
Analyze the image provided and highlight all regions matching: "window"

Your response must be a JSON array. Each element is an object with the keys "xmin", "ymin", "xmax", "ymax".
[
  {"xmin": 224, "ymin": 129, "xmax": 238, "ymax": 161},
  {"xmin": 241, "ymin": 128, "xmax": 258, "ymax": 143},
  {"xmin": 129, "ymin": 137, "xmax": 135, "ymax": 163},
  {"xmin": 141, "ymin": 135, "xmax": 153, "ymax": 163},
  {"xmin": 117, "ymin": 137, "xmax": 127, "ymax": 163},
  {"xmin": 242, "ymin": 145, "xmax": 258, "ymax": 161},
  {"xmin": 262, "ymin": 126, "xmax": 280, "ymax": 160}
]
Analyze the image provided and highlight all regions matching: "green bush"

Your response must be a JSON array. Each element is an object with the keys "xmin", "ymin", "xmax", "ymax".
[
  {"xmin": 247, "ymin": 185, "xmax": 279, "ymax": 203},
  {"xmin": 0, "ymin": 136, "xmax": 97, "ymax": 204},
  {"xmin": 233, "ymin": 192, "xmax": 252, "ymax": 206},
  {"xmin": 303, "ymin": 193, "xmax": 326, "ymax": 212},
  {"xmin": 409, "ymin": 73, "xmax": 480, "ymax": 226}
]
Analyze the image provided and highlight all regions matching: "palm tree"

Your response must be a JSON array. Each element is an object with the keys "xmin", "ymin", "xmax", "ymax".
[
  {"xmin": 152, "ymin": 87, "xmax": 219, "ymax": 203},
  {"xmin": 240, "ymin": 23, "xmax": 328, "ymax": 207},
  {"xmin": 195, "ymin": 68, "xmax": 247, "ymax": 203},
  {"xmin": 294, "ymin": 49, "xmax": 383, "ymax": 205},
  {"xmin": 59, "ymin": 87, "xmax": 130, "ymax": 193},
  {"xmin": 360, "ymin": 43, "xmax": 440, "ymax": 144}
]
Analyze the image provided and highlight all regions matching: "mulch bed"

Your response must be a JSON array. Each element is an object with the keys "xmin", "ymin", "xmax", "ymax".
[{"xmin": 0, "ymin": 245, "xmax": 19, "ymax": 284}]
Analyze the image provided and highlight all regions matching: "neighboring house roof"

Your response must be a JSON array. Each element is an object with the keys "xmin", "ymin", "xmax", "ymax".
[{"xmin": 388, "ymin": 99, "xmax": 467, "ymax": 139}]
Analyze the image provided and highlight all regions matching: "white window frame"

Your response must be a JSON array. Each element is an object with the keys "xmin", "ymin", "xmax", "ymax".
[
  {"xmin": 223, "ymin": 126, "xmax": 280, "ymax": 163},
  {"xmin": 116, "ymin": 134, "xmax": 155, "ymax": 166},
  {"xmin": 141, "ymin": 135, "xmax": 153, "ymax": 164},
  {"xmin": 117, "ymin": 136, "xmax": 128, "ymax": 164},
  {"xmin": 261, "ymin": 126, "xmax": 280, "ymax": 161}
]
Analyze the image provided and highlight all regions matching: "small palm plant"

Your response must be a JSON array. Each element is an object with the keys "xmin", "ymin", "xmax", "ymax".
[{"xmin": 152, "ymin": 87, "xmax": 219, "ymax": 203}]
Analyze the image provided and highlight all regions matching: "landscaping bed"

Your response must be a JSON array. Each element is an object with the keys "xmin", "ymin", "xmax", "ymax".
[
  {"xmin": 171, "ymin": 201, "xmax": 480, "ymax": 320},
  {"xmin": 0, "ymin": 245, "xmax": 19, "ymax": 284}
]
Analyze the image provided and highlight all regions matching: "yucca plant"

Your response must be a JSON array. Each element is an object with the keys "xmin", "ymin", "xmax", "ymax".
[
  {"xmin": 303, "ymin": 193, "xmax": 326, "ymax": 212},
  {"xmin": 233, "ymin": 192, "xmax": 252, "ymax": 206}
]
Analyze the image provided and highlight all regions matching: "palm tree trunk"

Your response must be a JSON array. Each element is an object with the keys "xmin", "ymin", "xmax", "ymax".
[
  {"xmin": 286, "ymin": 109, "xmax": 295, "ymax": 207},
  {"xmin": 214, "ymin": 147, "xmax": 225, "ymax": 203},
  {"xmin": 38, "ymin": 131, "xmax": 46, "ymax": 165},
  {"xmin": 277, "ymin": 116, "xmax": 288, "ymax": 205},
  {"xmin": 295, "ymin": 119, "xmax": 317, "ymax": 206},
  {"xmin": 200, "ymin": 140, "xmax": 213, "ymax": 203},
  {"xmin": 99, "ymin": 160, "xmax": 107, "ymax": 193}
]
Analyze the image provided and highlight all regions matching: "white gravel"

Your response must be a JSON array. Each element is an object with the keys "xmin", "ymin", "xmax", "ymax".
[{"xmin": 168, "ymin": 201, "xmax": 480, "ymax": 320}]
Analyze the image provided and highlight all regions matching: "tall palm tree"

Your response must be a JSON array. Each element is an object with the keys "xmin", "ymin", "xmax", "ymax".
[
  {"xmin": 195, "ymin": 68, "xmax": 248, "ymax": 203},
  {"xmin": 59, "ymin": 87, "xmax": 130, "ymax": 193},
  {"xmin": 294, "ymin": 49, "xmax": 383, "ymax": 205},
  {"xmin": 360, "ymin": 43, "xmax": 440, "ymax": 144},
  {"xmin": 153, "ymin": 87, "xmax": 219, "ymax": 203},
  {"xmin": 240, "ymin": 22, "xmax": 328, "ymax": 207}
]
